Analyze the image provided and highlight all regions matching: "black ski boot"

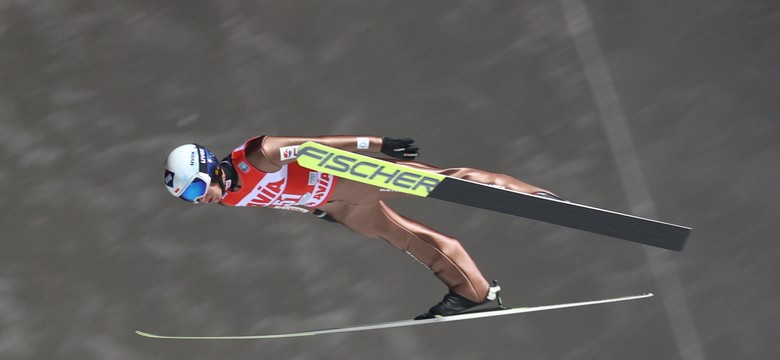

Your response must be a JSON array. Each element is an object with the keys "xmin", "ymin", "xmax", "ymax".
[{"xmin": 414, "ymin": 281, "xmax": 503, "ymax": 320}]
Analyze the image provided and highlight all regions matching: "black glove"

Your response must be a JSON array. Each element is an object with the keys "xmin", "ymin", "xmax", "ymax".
[{"xmin": 381, "ymin": 137, "xmax": 419, "ymax": 159}]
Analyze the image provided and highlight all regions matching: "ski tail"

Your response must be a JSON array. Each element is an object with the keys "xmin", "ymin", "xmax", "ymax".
[{"xmin": 428, "ymin": 177, "xmax": 690, "ymax": 251}]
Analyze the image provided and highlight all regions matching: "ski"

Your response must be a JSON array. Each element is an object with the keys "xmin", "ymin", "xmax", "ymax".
[
  {"xmin": 135, "ymin": 293, "xmax": 652, "ymax": 340},
  {"xmin": 295, "ymin": 142, "xmax": 691, "ymax": 251}
]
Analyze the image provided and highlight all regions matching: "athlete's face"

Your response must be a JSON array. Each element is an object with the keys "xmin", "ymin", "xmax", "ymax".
[{"xmin": 200, "ymin": 182, "xmax": 223, "ymax": 204}]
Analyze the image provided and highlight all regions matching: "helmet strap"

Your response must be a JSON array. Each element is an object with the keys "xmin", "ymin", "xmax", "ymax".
[{"xmin": 219, "ymin": 156, "xmax": 239, "ymax": 192}]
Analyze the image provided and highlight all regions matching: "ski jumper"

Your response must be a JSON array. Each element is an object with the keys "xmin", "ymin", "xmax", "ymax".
[{"xmin": 222, "ymin": 136, "xmax": 553, "ymax": 303}]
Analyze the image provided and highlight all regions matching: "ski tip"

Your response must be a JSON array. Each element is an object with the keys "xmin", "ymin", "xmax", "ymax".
[
  {"xmin": 135, "ymin": 330, "xmax": 163, "ymax": 339},
  {"xmin": 629, "ymin": 292, "xmax": 653, "ymax": 299}
]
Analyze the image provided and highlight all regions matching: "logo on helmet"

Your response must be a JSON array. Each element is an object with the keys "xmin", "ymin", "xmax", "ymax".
[{"xmin": 164, "ymin": 170, "xmax": 175, "ymax": 187}]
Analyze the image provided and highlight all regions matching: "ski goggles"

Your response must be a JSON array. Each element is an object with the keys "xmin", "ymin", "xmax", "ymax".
[{"xmin": 178, "ymin": 172, "xmax": 212, "ymax": 203}]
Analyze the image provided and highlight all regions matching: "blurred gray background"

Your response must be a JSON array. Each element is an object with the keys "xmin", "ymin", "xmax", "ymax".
[{"xmin": 2, "ymin": 0, "xmax": 778, "ymax": 359}]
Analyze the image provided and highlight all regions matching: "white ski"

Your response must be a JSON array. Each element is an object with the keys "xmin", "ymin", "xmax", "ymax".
[{"xmin": 135, "ymin": 293, "xmax": 652, "ymax": 340}]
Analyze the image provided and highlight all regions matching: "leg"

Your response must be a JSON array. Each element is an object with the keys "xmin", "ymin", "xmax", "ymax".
[
  {"xmin": 318, "ymin": 161, "xmax": 555, "ymax": 306},
  {"xmin": 317, "ymin": 200, "xmax": 490, "ymax": 303},
  {"xmin": 397, "ymin": 161, "xmax": 558, "ymax": 196}
]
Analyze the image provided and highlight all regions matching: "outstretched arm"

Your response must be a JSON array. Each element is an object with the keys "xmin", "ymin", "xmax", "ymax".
[{"xmin": 247, "ymin": 135, "xmax": 418, "ymax": 171}]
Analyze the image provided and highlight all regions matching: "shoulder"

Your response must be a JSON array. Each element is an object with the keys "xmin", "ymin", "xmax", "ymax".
[
  {"xmin": 243, "ymin": 136, "xmax": 280, "ymax": 172},
  {"xmin": 243, "ymin": 136, "xmax": 266, "ymax": 154}
]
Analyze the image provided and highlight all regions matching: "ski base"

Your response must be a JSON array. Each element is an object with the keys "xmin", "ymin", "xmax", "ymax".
[{"xmin": 135, "ymin": 293, "xmax": 652, "ymax": 340}]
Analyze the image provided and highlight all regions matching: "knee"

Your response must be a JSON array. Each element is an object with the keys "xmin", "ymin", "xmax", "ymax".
[{"xmin": 439, "ymin": 167, "xmax": 481, "ymax": 180}]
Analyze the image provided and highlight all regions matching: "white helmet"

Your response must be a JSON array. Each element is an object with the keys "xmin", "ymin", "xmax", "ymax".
[{"xmin": 164, "ymin": 144, "xmax": 222, "ymax": 203}]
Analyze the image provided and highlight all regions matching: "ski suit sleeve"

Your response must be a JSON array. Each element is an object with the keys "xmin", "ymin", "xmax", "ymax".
[{"xmin": 247, "ymin": 135, "xmax": 384, "ymax": 171}]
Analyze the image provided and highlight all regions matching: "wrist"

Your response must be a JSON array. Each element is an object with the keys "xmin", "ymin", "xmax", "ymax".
[{"xmin": 357, "ymin": 136, "xmax": 383, "ymax": 152}]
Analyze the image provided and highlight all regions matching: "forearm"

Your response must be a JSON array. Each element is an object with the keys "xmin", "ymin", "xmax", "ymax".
[
  {"xmin": 258, "ymin": 135, "xmax": 383, "ymax": 168},
  {"xmin": 267, "ymin": 135, "xmax": 382, "ymax": 152}
]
